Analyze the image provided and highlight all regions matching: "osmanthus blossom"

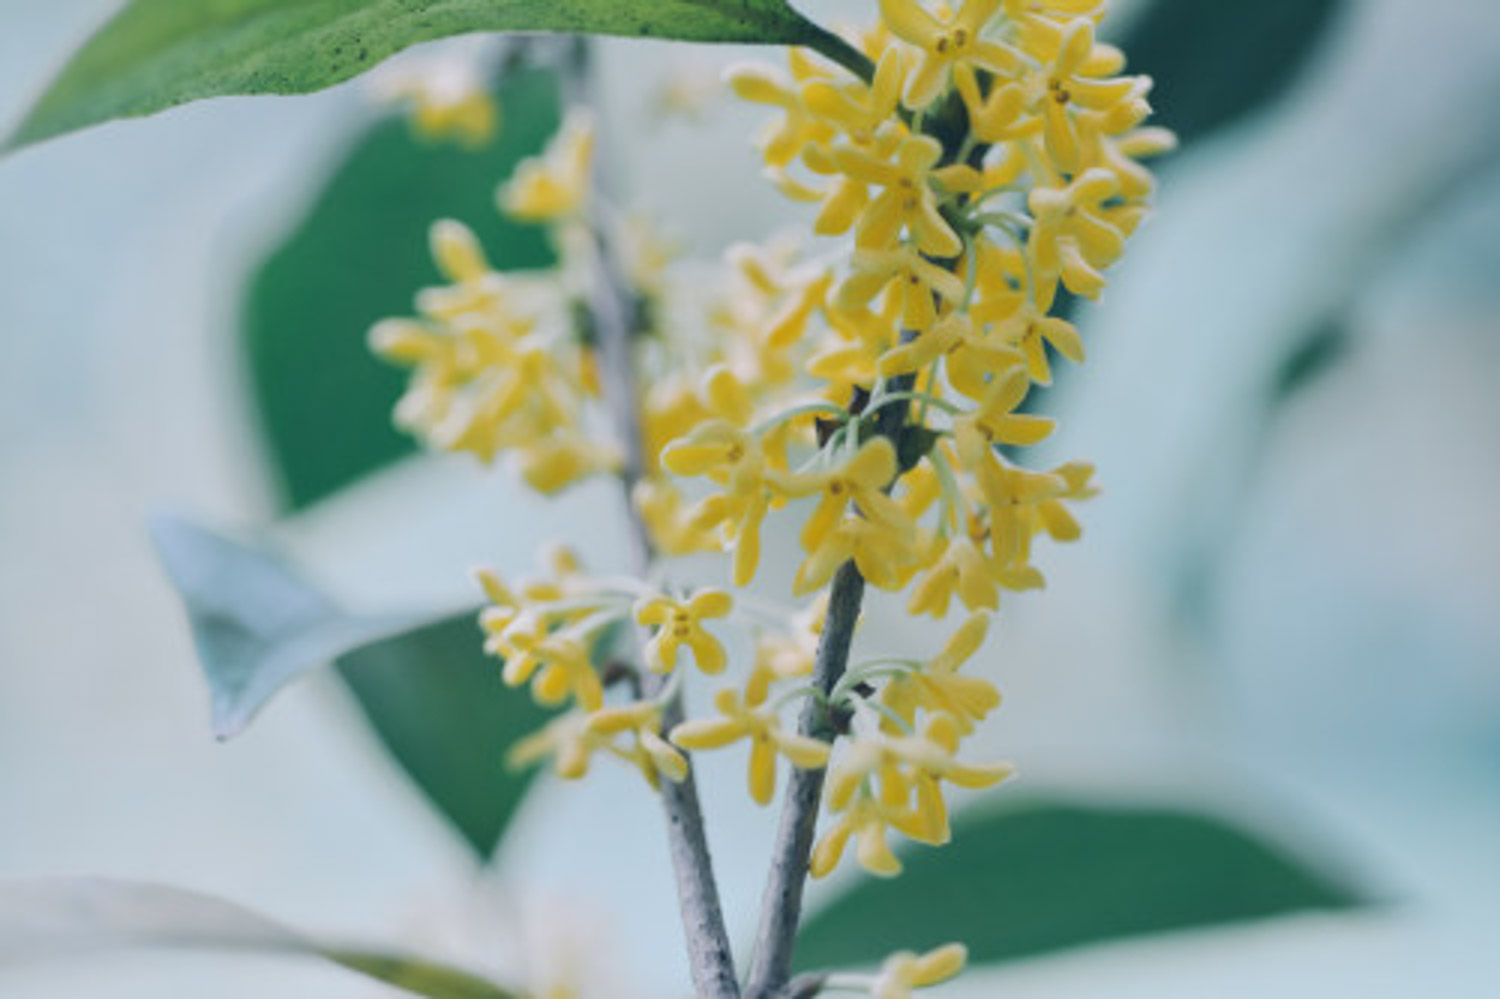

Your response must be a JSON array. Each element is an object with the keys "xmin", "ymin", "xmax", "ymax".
[
  {"xmin": 373, "ymin": 45, "xmax": 501, "ymax": 148},
  {"xmin": 869, "ymin": 944, "xmax": 969, "ymax": 999},
  {"xmin": 366, "ymin": 0, "xmax": 1169, "ymax": 993},
  {"xmin": 671, "ymin": 687, "xmax": 832, "ymax": 805},
  {"xmin": 879, "ymin": 0, "xmax": 1022, "ymax": 110},
  {"xmin": 635, "ymin": 589, "xmax": 734, "ymax": 675},
  {"xmin": 499, "ymin": 109, "xmax": 596, "ymax": 222}
]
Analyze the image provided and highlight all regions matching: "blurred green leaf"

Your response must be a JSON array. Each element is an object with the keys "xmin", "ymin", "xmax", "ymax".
[
  {"xmin": 1270, "ymin": 317, "xmax": 1351, "ymax": 402},
  {"xmin": 149, "ymin": 513, "xmax": 436, "ymax": 740},
  {"xmin": 245, "ymin": 67, "xmax": 557, "ymax": 511},
  {"xmin": 0, "ymin": 877, "xmax": 517, "ymax": 998},
  {"xmin": 1121, "ymin": 0, "xmax": 1348, "ymax": 145},
  {"xmin": 796, "ymin": 799, "xmax": 1360, "ymax": 972},
  {"xmin": 336, "ymin": 614, "xmax": 551, "ymax": 859},
  {"xmin": 7, "ymin": 0, "xmax": 828, "ymax": 150},
  {"xmin": 151, "ymin": 513, "xmax": 543, "ymax": 858}
]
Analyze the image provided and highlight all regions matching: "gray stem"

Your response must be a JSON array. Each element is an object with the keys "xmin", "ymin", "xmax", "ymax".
[
  {"xmin": 745, "ymin": 371, "xmax": 916, "ymax": 998},
  {"xmin": 743, "ymin": 561, "xmax": 865, "ymax": 997},
  {"xmin": 568, "ymin": 41, "xmax": 738, "ymax": 996},
  {"xmin": 587, "ymin": 232, "xmax": 739, "ymax": 998}
]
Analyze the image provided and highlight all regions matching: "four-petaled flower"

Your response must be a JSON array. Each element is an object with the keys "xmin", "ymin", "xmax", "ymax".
[
  {"xmin": 636, "ymin": 589, "xmax": 735, "ymax": 675},
  {"xmin": 671, "ymin": 687, "xmax": 832, "ymax": 805}
]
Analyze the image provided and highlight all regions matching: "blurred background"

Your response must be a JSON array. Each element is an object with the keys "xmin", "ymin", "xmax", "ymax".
[{"xmin": 1, "ymin": 0, "xmax": 1497, "ymax": 996}]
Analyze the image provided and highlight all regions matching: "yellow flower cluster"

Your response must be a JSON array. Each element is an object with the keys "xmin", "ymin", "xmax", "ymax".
[
  {"xmin": 631, "ymin": 0, "xmax": 1167, "ymax": 880},
  {"xmin": 371, "ymin": 112, "xmax": 632, "ymax": 495},
  {"xmin": 484, "ymin": 550, "xmax": 731, "ymax": 789},
  {"xmin": 371, "ymin": 3, "xmax": 1167, "ymax": 988},
  {"xmin": 640, "ymin": 0, "xmax": 1171, "ymax": 620},
  {"xmin": 812, "ymin": 613, "xmax": 1012, "ymax": 877}
]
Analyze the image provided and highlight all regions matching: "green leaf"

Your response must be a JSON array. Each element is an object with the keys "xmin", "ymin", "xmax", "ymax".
[
  {"xmin": 150, "ymin": 513, "xmax": 547, "ymax": 858},
  {"xmin": 1120, "ymin": 0, "xmax": 1348, "ymax": 146},
  {"xmin": 7, "ymin": 0, "xmax": 826, "ymax": 151},
  {"xmin": 1270, "ymin": 317, "xmax": 1350, "ymax": 403},
  {"xmin": 245, "ymin": 67, "xmax": 557, "ymax": 511},
  {"xmin": 149, "ymin": 513, "xmax": 437, "ymax": 740},
  {"xmin": 0, "ymin": 877, "xmax": 517, "ymax": 999},
  {"xmin": 795, "ymin": 799, "xmax": 1361, "ymax": 972},
  {"xmin": 334, "ymin": 614, "xmax": 551, "ymax": 859}
]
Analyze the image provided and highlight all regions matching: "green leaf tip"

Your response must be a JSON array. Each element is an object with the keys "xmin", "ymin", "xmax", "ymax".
[{"xmin": 148, "ymin": 513, "xmax": 438, "ymax": 739}]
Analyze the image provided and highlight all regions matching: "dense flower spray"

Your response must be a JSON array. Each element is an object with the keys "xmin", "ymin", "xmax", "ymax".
[{"xmin": 372, "ymin": 2, "xmax": 1171, "ymax": 995}]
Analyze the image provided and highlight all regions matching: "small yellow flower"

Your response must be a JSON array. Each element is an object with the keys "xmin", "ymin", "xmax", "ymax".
[
  {"xmin": 498, "ymin": 109, "xmax": 595, "ymax": 222},
  {"xmin": 1031, "ymin": 459, "xmax": 1096, "ymax": 541},
  {"xmin": 379, "ymin": 60, "xmax": 499, "ymax": 149},
  {"xmin": 1027, "ymin": 167, "xmax": 1126, "ymax": 299},
  {"xmin": 959, "ymin": 429, "xmax": 1069, "ymax": 563},
  {"xmin": 508, "ymin": 712, "xmax": 609, "ymax": 780},
  {"xmin": 835, "ymin": 133, "xmax": 963, "ymax": 257},
  {"xmin": 1003, "ymin": 0, "xmax": 1107, "ymax": 54},
  {"xmin": 811, "ymin": 290, "xmax": 904, "ymax": 398},
  {"xmin": 415, "ymin": 218, "xmax": 515, "ymax": 322},
  {"xmin": 1083, "ymin": 120, "xmax": 1177, "ymax": 201},
  {"xmin": 586, "ymin": 700, "xmax": 690, "ymax": 788},
  {"xmin": 872, "ymin": 943, "xmax": 968, "ymax": 999},
  {"xmin": 671, "ymin": 687, "xmax": 831, "ymax": 804},
  {"xmin": 834, "ymin": 244, "xmax": 967, "ymax": 332},
  {"xmin": 509, "ymin": 701, "xmax": 690, "ymax": 789},
  {"xmin": 811, "ymin": 792, "xmax": 905, "ymax": 878},
  {"xmin": 711, "ymin": 240, "xmax": 824, "ymax": 390},
  {"xmin": 781, "ymin": 437, "xmax": 912, "ymax": 554},
  {"xmin": 879, "ymin": 0, "xmax": 1019, "ymax": 110},
  {"xmin": 725, "ymin": 52, "xmax": 837, "ymax": 167},
  {"xmin": 992, "ymin": 274, "xmax": 1085, "ymax": 386},
  {"xmin": 501, "ymin": 629, "xmax": 605, "ymax": 712},
  {"xmin": 953, "ymin": 65, "xmax": 1036, "ymax": 145},
  {"xmin": 907, "ymin": 529, "xmax": 1002, "ymax": 617},
  {"xmin": 793, "ymin": 514, "xmax": 920, "ymax": 596},
  {"xmin": 764, "ymin": 269, "xmax": 835, "ymax": 351},
  {"xmin": 883, "ymin": 612, "xmax": 1002, "ymax": 733},
  {"xmin": 476, "ymin": 560, "xmax": 616, "ymax": 712},
  {"xmin": 822, "ymin": 713, "xmax": 1013, "ymax": 865},
  {"xmin": 952, "ymin": 367, "xmax": 1056, "ymax": 451},
  {"xmin": 634, "ymin": 476, "xmax": 722, "ymax": 555},
  {"xmin": 663, "ymin": 421, "xmax": 793, "ymax": 585},
  {"xmin": 516, "ymin": 433, "xmax": 622, "ymax": 495},
  {"xmin": 1033, "ymin": 17, "xmax": 1141, "ymax": 175},
  {"xmin": 800, "ymin": 46, "xmax": 906, "ymax": 146},
  {"xmin": 636, "ymin": 589, "xmax": 734, "ymax": 675},
  {"xmin": 878, "ymin": 311, "xmax": 1024, "ymax": 399}
]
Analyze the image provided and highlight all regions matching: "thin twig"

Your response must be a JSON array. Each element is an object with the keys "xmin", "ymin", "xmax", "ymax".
[
  {"xmin": 562, "ymin": 38, "xmax": 740, "ymax": 999},
  {"xmin": 745, "ymin": 372, "xmax": 916, "ymax": 998},
  {"xmin": 744, "ymin": 561, "xmax": 864, "ymax": 997}
]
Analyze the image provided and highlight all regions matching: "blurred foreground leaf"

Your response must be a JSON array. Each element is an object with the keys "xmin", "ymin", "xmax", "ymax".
[
  {"xmin": 245, "ymin": 67, "xmax": 557, "ymax": 511},
  {"xmin": 1121, "ymin": 0, "xmax": 1348, "ymax": 145},
  {"xmin": 151, "ymin": 514, "xmax": 545, "ymax": 858},
  {"xmin": 335, "ymin": 615, "xmax": 550, "ymax": 859},
  {"xmin": 149, "ymin": 514, "xmax": 435, "ymax": 740},
  {"xmin": 796, "ymin": 799, "xmax": 1360, "ymax": 971},
  {"xmin": 0, "ymin": 878, "xmax": 516, "ymax": 998},
  {"xmin": 7, "ymin": 0, "xmax": 828, "ymax": 150}
]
